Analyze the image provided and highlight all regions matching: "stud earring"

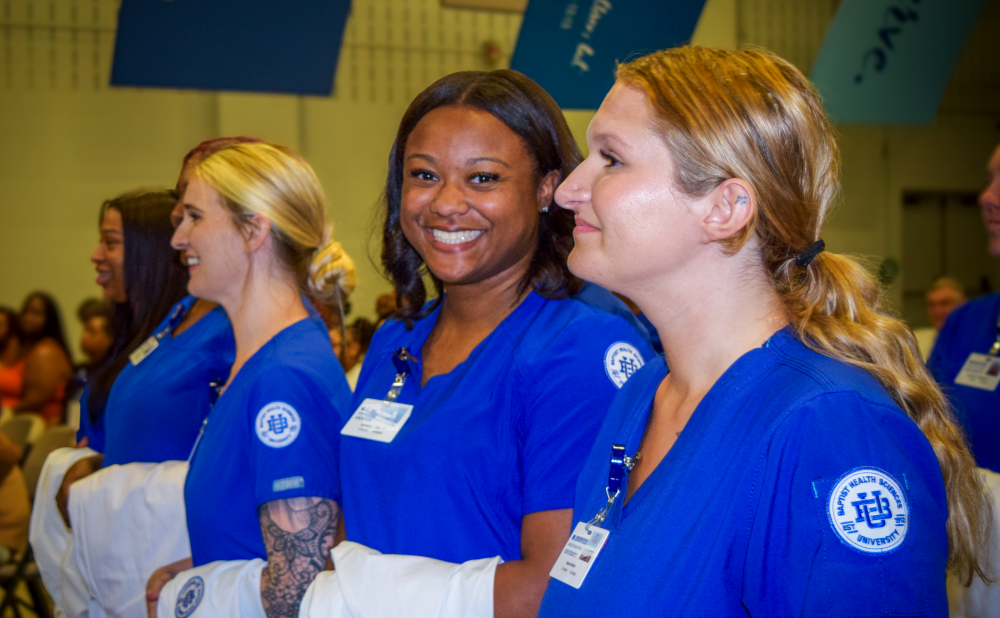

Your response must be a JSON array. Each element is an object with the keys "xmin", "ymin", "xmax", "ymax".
[{"xmin": 541, "ymin": 205, "xmax": 550, "ymax": 213}]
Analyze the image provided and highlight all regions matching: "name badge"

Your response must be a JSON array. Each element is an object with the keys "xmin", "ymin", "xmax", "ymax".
[
  {"xmin": 549, "ymin": 521, "xmax": 610, "ymax": 589},
  {"xmin": 955, "ymin": 352, "xmax": 1000, "ymax": 392},
  {"xmin": 128, "ymin": 336, "xmax": 159, "ymax": 366},
  {"xmin": 340, "ymin": 398, "xmax": 413, "ymax": 443}
]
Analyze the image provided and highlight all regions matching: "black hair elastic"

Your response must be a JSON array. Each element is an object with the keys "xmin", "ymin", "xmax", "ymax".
[{"xmin": 795, "ymin": 240, "xmax": 825, "ymax": 268}]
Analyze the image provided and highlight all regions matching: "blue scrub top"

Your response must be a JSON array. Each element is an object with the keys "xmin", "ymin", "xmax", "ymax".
[
  {"xmin": 103, "ymin": 296, "xmax": 234, "ymax": 466},
  {"xmin": 77, "ymin": 385, "xmax": 106, "ymax": 452},
  {"xmin": 539, "ymin": 328, "xmax": 948, "ymax": 617},
  {"xmin": 185, "ymin": 318, "xmax": 350, "ymax": 567},
  {"xmin": 928, "ymin": 292, "xmax": 1000, "ymax": 473},
  {"xmin": 341, "ymin": 291, "xmax": 654, "ymax": 564}
]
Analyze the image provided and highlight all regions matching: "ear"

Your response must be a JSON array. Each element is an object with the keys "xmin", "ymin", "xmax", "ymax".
[
  {"xmin": 701, "ymin": 178, "xmax": 755, "ymax": 242},
  {"xmin": 242, "ymin": 213, "xmax": 273, "ymax": 253},
  {"xmin": 536, "ymin": 170, "xmax": 561, "ymax": 212}
]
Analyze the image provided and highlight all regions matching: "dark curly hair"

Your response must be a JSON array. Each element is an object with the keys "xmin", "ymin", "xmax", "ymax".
[{"xmin": 380, "ymin": 69, "xmax": 583, "ymax": 327}]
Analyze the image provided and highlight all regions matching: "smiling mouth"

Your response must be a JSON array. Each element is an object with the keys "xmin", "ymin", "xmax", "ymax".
[
  {"xmin": 186, "ymin": 256, "xmax": 201, "ymax": 266},
  {"xmin": 431, "ymin": 229, "xmax": 483, "ymax": 245}
]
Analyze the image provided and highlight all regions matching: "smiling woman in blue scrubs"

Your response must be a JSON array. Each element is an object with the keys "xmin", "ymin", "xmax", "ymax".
[
  {"xmin": 538, "ymin": 47, "xmax": 991, "ymax": 616},
  {"xmin": 339, "ymin": 70, "xmax": 651, "ymax": 617},
  {"xmin": 145, "ymin": 142, "xmax": 355, "ymax": 618}
]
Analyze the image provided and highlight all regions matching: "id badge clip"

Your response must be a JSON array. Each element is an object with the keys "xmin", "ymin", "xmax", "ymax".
[
  {"xmin": 955, "ymin": 315, "xmax": 1000, "ymax": 392},
  {"xmin": 550, "ymin": 444, "xmax": 638, "ymax": 589},
  {"xmin": 129, "ymin": 301, "xmax": 189, "ymax": 366},
  {"xmin": 341, "ymin": 348, "xmax": 417, "ymax": 443}
]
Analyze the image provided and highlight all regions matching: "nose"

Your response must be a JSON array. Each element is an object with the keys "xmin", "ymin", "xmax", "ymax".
[
  {"xmin": 555, "ymin": 165, "xmax": 591, "ymax": 214},
  {"xmin": 428, "ymin": 179, "xmax": 470, "ymax": 218},
  {"xmin": 171, "ymin": 219, "xmax": 189, "ymax": 250},
  {"xmin": 91, "ymin": 243, "xmax": 105, "ymax": 265},
  {"xmin": 981, "ymin": 180, "xmax": 1000, "ymax": 211}
]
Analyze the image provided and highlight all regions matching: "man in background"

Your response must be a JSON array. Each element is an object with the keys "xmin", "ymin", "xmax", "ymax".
[{"xmin": 913, "ymin": 276, "xmax": 966, "ymax": 360}]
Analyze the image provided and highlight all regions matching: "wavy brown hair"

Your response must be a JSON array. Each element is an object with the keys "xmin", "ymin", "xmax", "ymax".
[
  {"xmin": 380, "ymin": 70, "xmax": 583, "ymax": 327},
  {"xmin": 617, "ymin": 46, "xmax": 991, "ymax": 584}
]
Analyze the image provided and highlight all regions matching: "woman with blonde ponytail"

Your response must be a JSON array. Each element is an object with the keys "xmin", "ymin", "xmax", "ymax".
[
  {"xmin": 539, "ymin": 46, "xmax": 991, "ymax": 617},
  {"xmin": 145, "ymin": 142, "xmax": 354, "ymax": 618}
]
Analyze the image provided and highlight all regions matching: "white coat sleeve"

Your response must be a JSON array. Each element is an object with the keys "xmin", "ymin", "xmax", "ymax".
[
  {"xmin": 28, "ymin": 446, "xmax": 97, "ymax": 618},
  {"xmin": 70, "ymin": 460, "xmax": 190, "ymax": 618}
]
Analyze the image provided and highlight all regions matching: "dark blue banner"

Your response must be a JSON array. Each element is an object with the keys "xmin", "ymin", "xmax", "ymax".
[
  {"xmin": 510, "ymin": 0, "xmax": 707, "ymax": 110},
  {"xmin": 111, "ymin": 0, "xmax": 351, "ymax": 96}
]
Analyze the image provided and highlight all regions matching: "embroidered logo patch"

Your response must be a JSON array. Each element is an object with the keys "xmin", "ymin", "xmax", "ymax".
[
  {"xmin": 175, "ymin": 576, "xmax": 204, "ymax": 618},
  {"xmin": 827, "ymin": 467, "xmax": 909, "ymax": 555},
  {"xmin": 604, "ymin": 342, "xmax": 645, "ymax": 388},
  {"xmin": 254, "ymin": 402, "xmax": 301, "ymax": 449}
]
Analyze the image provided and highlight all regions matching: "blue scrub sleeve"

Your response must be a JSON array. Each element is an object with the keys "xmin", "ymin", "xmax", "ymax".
[
  {"xmin": 742, "ymin": 391, "xmax": 948, "ymax": 617},
  {"xmin": 517, "ymin": 321, "xmax": 653, "ymax": 515},
  {"xmin": 247, "ymin": 366, "xmax": 342, "ymax": 507}
]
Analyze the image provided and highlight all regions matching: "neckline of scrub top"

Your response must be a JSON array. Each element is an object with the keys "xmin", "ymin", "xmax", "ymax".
[
  {"xmin": 216, "ymin": 316, "xmax": 314, "ymax": 403},
  {"xmin": 616, "ymin": 328, "xmax": 782, "ymax": 521},
  {"xmin": 396, "ymin": 291, "xmax": 546, "ymax": 391}
]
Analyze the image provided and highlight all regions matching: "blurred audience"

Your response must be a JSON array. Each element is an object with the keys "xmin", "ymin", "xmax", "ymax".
[
  {"xmin": 913, "ymin": 276, "xmax": 967, "ymax": 361},
  {"xmin": 0, "ymin": 307, "xmax": 24, "ymax": 410},
  {"xmin": 343, "ymin": 317, "xmax": 376, "ymax": 390},
  {"xmin": 77, "ymin": 299, "xmax": 114, "ymax": 372},
  {"xmin": 16, "ymin": 292, "xmax": 72, "ymax": 426},
  {"xmin": 375, "ymin": 291, "xmax": 397, "ymax": 327},
  {"xmin": 0, "ymin": 430, "xmax": 29, "ymax": 563}
]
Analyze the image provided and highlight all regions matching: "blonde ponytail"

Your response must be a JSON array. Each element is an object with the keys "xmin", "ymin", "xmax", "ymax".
[
  {"xmin": 618, "ymin": 46, "xmax": 992, "ymax": 584},
  {"xmin": 308, "ymin": 225, "xmax": 358, "ymax": 302},
  {"xmin": 781, "ymin": 251, "xmax": 992, "ymax": 584}
]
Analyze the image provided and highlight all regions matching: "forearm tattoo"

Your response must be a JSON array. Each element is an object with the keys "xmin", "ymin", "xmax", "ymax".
[{"xmin": 259, "ymin": 497, "xmax": 338, "ymax": 618}]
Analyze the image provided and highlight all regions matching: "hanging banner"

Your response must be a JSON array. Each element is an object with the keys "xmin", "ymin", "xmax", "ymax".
[
  {"xmin": 510, "ymin": 0, "xmax": 708, "ymax": 110},
  {"xmin": 111, "ymin": 0, "xmax": 351, "ymax": 96},
  {"xmin": 810, "ymin": 0, "xmax": 988, "ymax": 124}
]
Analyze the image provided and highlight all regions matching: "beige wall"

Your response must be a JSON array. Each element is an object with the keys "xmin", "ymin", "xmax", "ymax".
[{"xmin": 0, "ymin": 0, "xmax": 997, "ymax": 362}]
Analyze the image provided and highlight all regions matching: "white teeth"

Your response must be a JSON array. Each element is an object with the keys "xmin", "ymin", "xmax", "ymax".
[
  {"xmin": 431, "ymin": 229, "xmax": 483, "ymax": 245},
  {"xmin": 186, "ymin": 257, "xmax": 201, "ymax": 266}
]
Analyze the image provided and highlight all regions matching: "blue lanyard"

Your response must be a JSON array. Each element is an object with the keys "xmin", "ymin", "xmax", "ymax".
[
  {"xmin": 385, "ymin": 347, "xmax": 417, "ymax": 402},
  {"xmin": 154, "ymin": 300, "xmax": 191, "ymax": 342},
  {"xmin": 587, "ymin": 444, "xmax": 640, "ymax": 531}
]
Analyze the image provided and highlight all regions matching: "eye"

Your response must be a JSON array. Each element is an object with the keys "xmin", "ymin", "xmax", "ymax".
[
  {"xmin": 470, "ymin": 172, "xmax": 500, "ymax": 183},
  {"xmin": 600, "ymin": 150, "xmax": 622, "ymax": 167},
  {"xmin": 409, "ymin": 169, "xmax": 438, "ymax": 182}
]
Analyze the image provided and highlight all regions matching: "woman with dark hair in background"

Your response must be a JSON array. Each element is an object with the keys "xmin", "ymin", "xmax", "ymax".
[
  {"xmin": 15, "ymin": 292, "xmax": 72, "ymax": 425},
  {"xmin": 58, "ymin": 183, "xmax": 237, "ymax": 526},
  {"xmin": 0, "ymin": 308, "xmax": 25, "ymax": 410},
  {"xmin": 330, "ymin": 70, "xmax": 652, "ymax": 617}
]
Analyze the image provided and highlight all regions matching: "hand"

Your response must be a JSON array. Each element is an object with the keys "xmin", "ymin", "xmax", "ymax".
[
  {"xmin": 55, "ymin": 454, "xmax": 104, "ymax": 528},
  {"xmin": 76, "ymin": 437, "xmax": 89, "ymax": 448},
  {"xmin": 146, "ymin": 556, "xmax": 193, "ymax": 618}
]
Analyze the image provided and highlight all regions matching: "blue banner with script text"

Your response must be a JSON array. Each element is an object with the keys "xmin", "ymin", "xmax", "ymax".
[
  {"xmin": 111, "ymin": 0, "xmax": 351, "ymax": 96},
  {"xmin": 511, "ymin": 0, "xmax": 708, "ymax": 110},
  {"xmin": 809, "ymin": 0, "xmax": 988, "ymax": 124}
]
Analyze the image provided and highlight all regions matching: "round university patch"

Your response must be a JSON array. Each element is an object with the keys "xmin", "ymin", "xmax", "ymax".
[
  {"xmin": 827, "ymin": 466, "xmax": 909, "ymax": 555},
  {"xmin": 254, "ymin": 402, "xmax": 302, "ymax": 448},
  {"xmin": 604, "ymin": 342, "xmax": 645, "ymax": 388},
  {"xmin": 175, "ymin": 575, "xmax": 204, "ymax": 618}
]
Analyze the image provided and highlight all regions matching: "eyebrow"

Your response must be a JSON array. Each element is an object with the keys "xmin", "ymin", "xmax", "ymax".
[
  {"xmin": 405, "ymin": 153, "xmax": 512, "ymax": 169},
  {"xmin": 465, "ymin": 156, "xmax": 511, "ymax": 168},
  {"xmin": 590, "ymin": 131, "xmax": 633, "ymax": 154}
]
